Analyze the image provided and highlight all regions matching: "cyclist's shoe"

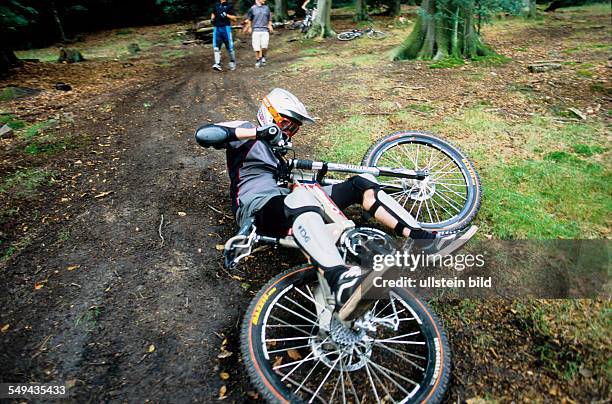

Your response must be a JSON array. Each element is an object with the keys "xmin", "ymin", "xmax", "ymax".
[
  {"xmin": 324, "ymin": 265, "xmax": 366, "ymax": 310},
  {"xmin": 419, "ymin": 225, "xmax": 478, "ymax": 258},
  {"xmin": 228, "ymin": 61, "xmax": 236, "ymax": 71},
  {"xmin": 261, "ymin": 57, "xmax": 266, "ymax": 66},
  {"xmin": 255, "ymin": 59, "xmax": 262, "ymax": 68},
  {"xmin": 212, "ymin": 63, "xmax": 222, "ymax": 71}
]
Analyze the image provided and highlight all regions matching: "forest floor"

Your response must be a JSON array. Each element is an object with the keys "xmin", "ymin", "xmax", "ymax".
[{"xmin": 1, "ymin": 4, "xmax": 610, "ymax": 403}]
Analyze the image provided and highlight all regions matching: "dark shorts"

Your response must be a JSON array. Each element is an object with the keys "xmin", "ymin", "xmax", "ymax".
[
  {"xmin": 213, "ymin": 26, "xmax": 234, "ymax": 51},
  {"xmin": 254, "ymin": 178, "xmax": 366, "ymax": 237}
]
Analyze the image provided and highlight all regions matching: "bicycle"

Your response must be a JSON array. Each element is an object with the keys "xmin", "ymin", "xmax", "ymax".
[
  {"xmin": 337, "ymin": 27, "xmax": 386, "ymax": 41},
  {"xmin": 223, "ymin": 131, "xmax": 481, "ymax": 403}
]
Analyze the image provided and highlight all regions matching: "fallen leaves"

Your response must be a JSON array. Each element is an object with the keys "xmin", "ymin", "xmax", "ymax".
[
  {"xmin": 287, "ymin": 349, "xmax": 302, "ymax": 361},
  {"xmin": 148, "ymin": 344, "xmax": 155, "ymax": 353},
  {"xmin": 34, "ymin": 280, "xmax": 48, "ymax": 290},
  {"xmin": 219, "ymin": 371, "xmax": 230, "ymax": 380},
  {"xmin": 177, "ymin": 211, "xmax": 187, "ymax": 216},
  {"xmin": 1, "ymin": 324, "xmax": 10, "ymax": 333},
  {"xmin": 218, "ymin": 385, "xmax": 227, "ymax": 400},
  {"xmin": 67, "ymin": 265, "xmax": 80, "ymax": 271}
]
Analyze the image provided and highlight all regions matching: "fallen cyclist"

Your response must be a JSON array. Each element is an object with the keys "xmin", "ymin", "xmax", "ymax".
[{"xmin": 194, "ymin": 88, "xmax": 477, "ymax": 313}]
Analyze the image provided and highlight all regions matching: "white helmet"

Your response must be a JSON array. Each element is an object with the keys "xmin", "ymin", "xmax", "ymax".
[{"xmin": 257, "ymin": 88, "xmax": 315, "ymax": 128}]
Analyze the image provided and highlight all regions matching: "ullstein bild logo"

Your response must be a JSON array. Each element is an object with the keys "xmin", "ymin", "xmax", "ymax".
[{"xmin": 372, "ymin": 251, "xmax": 486, "ymax": 272}]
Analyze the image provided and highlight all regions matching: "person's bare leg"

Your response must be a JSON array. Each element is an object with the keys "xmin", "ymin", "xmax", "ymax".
[{"xmin": 362, "ymin": 189, "xmax": 411, "ymax": 237}]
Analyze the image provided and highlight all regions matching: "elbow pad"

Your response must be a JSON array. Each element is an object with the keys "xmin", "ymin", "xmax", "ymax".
[{"xmin": 194, "ymin": 125, "xmax": 237, "ymax": 149}]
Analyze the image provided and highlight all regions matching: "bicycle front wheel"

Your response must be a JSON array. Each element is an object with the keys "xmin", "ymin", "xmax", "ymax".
[
  {"xmin": 362, "ymin": 131, "xmax": 482, "ymax": 233},
  {"xmin": 241, "ymin": 264, "xmax": 452, "ymax": 403},
  {"xmin": 337, "ymin": 32, "xmax": 358, "ymax": 41}
]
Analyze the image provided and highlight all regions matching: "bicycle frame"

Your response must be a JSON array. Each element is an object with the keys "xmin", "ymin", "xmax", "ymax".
[{"xmin": 223, "ymin": 156, "xmax": 429, "ymax": 269}]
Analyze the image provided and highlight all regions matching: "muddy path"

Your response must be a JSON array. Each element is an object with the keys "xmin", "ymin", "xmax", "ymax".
[{"xmin": 0, "ymin": 48, "xmax": 301, "ymax": 401}]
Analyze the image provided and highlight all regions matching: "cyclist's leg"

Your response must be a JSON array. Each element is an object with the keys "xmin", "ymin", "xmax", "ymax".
[
  {"xmin": 328, "ymin": 174, "xmax": 424, "ymax": 237},
  {"xmin": 213, "ymin": 27, "xmax": 222, "ymax": 65},
  {"xmin": 284, "ymin": 187, "xmax": 345, "ymax": 270},
  {"xmin": 253, "ymin": 195, "xmax": 291, "ymax": 237}
]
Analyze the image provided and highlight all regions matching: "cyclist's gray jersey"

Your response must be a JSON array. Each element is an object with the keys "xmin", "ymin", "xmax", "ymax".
[{"xmin": 221, "ymin": 120, "xmax": 290, "ymax": 226}]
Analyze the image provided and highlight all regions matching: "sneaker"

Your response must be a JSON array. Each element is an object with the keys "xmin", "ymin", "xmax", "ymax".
[
  {"xmin": 324, "ymin": 265, "xmax": 366, "ymax": 310},
  {"xmin": 261, "ymin": 57, "xmax": 266, "ymax": 66},
  {"xmin": 228, "ymin": 61, "xmax": 236, "ymax": 71},
  {"xmin": 212, "ymin": 63, "xmax": 222, "ymax": 71},
  {"xmin": 420, "ymin": 225, "xmax": 478, "ymax": 259},
  {"xmin": 255, "ymin": 61, "xmax": 261, "ymax": 68}
]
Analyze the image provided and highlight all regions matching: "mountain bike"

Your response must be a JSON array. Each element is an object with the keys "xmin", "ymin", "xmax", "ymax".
[
  {"xmin": 337, "ymin": 27, "xmax": 386, "ymax": 41},
  {"xmin": 227, "ymin": 131, "xmax": 481, "ymax": 403}
]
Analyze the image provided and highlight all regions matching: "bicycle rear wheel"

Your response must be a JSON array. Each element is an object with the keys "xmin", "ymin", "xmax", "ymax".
[
  {"xmin": 337, "ymin": 32, "xmax": 358, "ymax": 41},
  {"xmin": 367, "ymin": 30, "xmax": 386, "ymax": 39},
  {"xmin": 241, "ymin": 264, "xmax": 452, "ymax": 403},
  {"xmin": 362, "ymin": 131, "xmax": 481, "ymax": 233}
]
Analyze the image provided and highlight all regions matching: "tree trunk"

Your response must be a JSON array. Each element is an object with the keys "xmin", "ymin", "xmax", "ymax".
[
  {"xmin": 0, "ymin": 48, "xmax": 19, "ymax": 74},
  {"xmin": 390, "ymin": 0, "xmax": 401, "ymax": 17},
  {"xmin": 528, "ymin": 0, "xmax": 537, "ymax": 18},
  {"xmin": 274, "ymin": 0, "xmax": 289, "ymax": 22},
  {"xmin": 51, "ymin": 2, "xmax": 67, "ymax": 43},
  {"xmin": 354, "ymin": 0, "xmax": 369, "ymax": 22},
  {"xmin": 306, "ymin": 0, "xmax": 335, "ymax": 38},
  {"xmin": 393, "ymin": 0, "xmax": 493, "ymax": 61}
]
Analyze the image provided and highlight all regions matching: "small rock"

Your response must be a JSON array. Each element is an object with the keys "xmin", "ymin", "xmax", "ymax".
[
  {"xmin": 54, "ymin": 82, "xmax": 72, "ymax": 91},
  {"xmin": 0, "ymin": 124, "xmax": 14, "ymax": 139}
]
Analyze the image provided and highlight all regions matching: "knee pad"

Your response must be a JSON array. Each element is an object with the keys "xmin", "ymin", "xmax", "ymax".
[
  {"xmin": 284, "ymin": 187, "xmax": 324, "ymax": 221},
  {"xmin": 368, "ymin": 190, "xmax": 421, "ymax": 235},
  {"xmin": 352, "ymin": 173, "xmax": 379, "ymax": 191}
]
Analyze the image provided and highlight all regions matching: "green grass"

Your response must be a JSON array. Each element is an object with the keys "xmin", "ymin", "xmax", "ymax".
[
  {"xmin": 315, "ymin": 115, "xmax": 389, "ymax": 164},
  {"xmin": 576, "ymin": 69, "xmax": 594, "ymax": 78},
  {"xmin": 512, "ymin": 300, "xmax": 611, "ymax": 381},
  {"xmin": 0, "ymin": 169, "xmax": 55, "ymax": 197},
  {"xmin": 429, "ymin": 57, "xmax": 464, "ymax": 69},
  {"xmin": 0, "ymin": 113, "xmax": 26, "ymax": 129},
  {"xmin": 471, "ymin": 54, "xmax": 512, "ymax": 66},
  {"xmin": 315, "ymin": 106, "xmax": 609, "ymax": 239},
  {"xmin": 481, "ymin": 156, "xmax": 609, "ymax": 238},
  {"xmin": 22, "ymin": 119, "xmax": 58, "ymax": 140},
  {"xmin": 0, "ymin": 88, "xmax": 18, "ymax": 102}
]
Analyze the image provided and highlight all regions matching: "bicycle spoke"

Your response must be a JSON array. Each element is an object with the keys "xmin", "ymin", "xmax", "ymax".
[
  {"xmin": 276, "ymin": 302, "xmax": 320, "ymax": 329},
  {"xmin": 308, "ymin": 355, "xmax": 342, "ymax": 403}
]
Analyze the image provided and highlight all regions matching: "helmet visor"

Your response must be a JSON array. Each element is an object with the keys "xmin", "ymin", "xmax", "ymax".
[{"xmin": 278, "ymin": 117, "xmax": 301, "ymax": 137}]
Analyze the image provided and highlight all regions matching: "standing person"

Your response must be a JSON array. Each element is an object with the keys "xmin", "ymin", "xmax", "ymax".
[
  {"xmin": 245, "ymin": 0, "xmax": 273, "ymax": 68},
  {"xmin": 211, "ymin": 0, "xmax": 238, "ymax": 71}
]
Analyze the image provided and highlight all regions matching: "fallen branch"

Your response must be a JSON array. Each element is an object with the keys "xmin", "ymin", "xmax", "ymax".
[
  {"xmin": 206, "ymin": 203, "xmax": 232, "ymax": 219},
  {"xmin": 158, "ymin": 214, "xmax": 165, "ymax": 246}
]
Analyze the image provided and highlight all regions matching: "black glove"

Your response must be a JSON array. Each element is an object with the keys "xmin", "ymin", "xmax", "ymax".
[{"xmin": 256, "ymin": 124, "xmax": 283, "ymax": 145}]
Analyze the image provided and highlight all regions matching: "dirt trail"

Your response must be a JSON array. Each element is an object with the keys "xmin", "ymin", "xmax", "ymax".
[{"xmin": 1, "ymin": 49, "xmax": 281, "ymax": 401}]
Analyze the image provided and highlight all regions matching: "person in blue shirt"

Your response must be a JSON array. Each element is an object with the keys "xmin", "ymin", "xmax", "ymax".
[{"xmin": 211, "ymin": 0, "xmax": 238, "ymax": 71}]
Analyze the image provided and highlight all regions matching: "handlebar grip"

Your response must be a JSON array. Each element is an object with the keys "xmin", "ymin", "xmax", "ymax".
[{"xmin": 293, "ymin": 159, "xmax": 313, "ymax": 170}]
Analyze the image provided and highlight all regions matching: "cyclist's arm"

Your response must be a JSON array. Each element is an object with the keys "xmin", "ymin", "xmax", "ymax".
[
  {"xmin": 195, "ymin": 125, "xmax": 256, "ymax": 149},
  {"xmin": 301, "ymin": 0, "xmax": 310, "ymax": 10}
]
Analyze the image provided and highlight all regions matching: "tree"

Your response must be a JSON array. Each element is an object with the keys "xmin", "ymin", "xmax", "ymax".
[
  {"xmin": 392, "ymin": 0, "xmax": 522, "ymax": 61},
  {"xmin": 305, "ymin": 0, "xmax": 334, "ymax": 38},
  {"xmin": 0, "ymin": 0, "xmax": 38, "ymax": 73},
  {"xmin": 354, "ymin": 0, "xmax": 370, "ymax": 21},
  {"xmin": 273, "ymin": 0, "xmax": 289, "ymax": 21}
]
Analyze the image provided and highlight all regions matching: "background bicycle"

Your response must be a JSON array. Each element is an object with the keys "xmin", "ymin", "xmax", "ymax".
[{"xmin": 337, "ymin": 27, "xmax": 386, "ymax": 41}]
